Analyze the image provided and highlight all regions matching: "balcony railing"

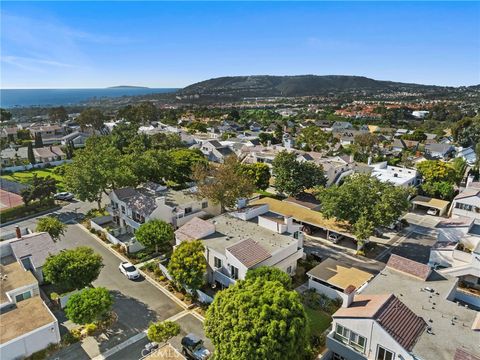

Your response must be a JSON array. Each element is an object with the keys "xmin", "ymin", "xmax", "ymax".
[{"xmin": 213, "ymin": 270, "xmax": 236, "ymax": 287}]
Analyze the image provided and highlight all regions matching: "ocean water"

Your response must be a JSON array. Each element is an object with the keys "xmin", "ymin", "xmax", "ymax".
[{"xmin": 0, "ymin": 88, "xmax": 178, "ymax": 108}]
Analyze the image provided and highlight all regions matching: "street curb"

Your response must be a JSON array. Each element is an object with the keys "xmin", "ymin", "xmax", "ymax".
[{"xmin": 77, "ymin": 224, "xmax": 190, "ymax": 311}]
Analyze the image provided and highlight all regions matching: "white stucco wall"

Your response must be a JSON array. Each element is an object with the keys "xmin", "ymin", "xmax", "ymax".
[{"xmin": 0, "ymin": 320, "xmax": 60, "ymax": 360}]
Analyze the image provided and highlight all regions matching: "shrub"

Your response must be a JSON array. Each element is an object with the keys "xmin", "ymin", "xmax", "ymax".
[
  {"xmin": 90, "ymin": 228, "xmax": 97, "ymax": 234},
  {"xmin": 84, "ymin": 323, "xmax": 97, "ymax": 335},
  {"xmin": 62, "ymin": 329, "xmax": 82, "ymax": 345},
  {"xmin": 50, "ymin": 292, "xmax": 59, "ymax": 301},
  {"xmin": 154, "ymin": 268, "xmax": 162, "ymax": 277},
  {"xmin": 158, "ymin": 275, "xmax": 166, "ymax": 282},
  {"xmin": 0, "ymin": 199, "xmax": 56, "ymax": 223}
]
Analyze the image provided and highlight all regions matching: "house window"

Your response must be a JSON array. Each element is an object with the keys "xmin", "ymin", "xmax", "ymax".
[
  {"xmin": 349, "ymin": 332, "xmax": 366, "ymax": 353},
  {"xmin": 214, "ymin": 257, "xmax": 222, "ymax": 268},
  {"xmin": 15, "ymin": 291, "xmax": 32, "ymax": 302},
  {"xmin": 184, "ymin": 207, "xmax": 192, "ymax": 215},
  {"xmin": 286, "ymin": 266, "xmax": 292, "ymax": 274},
  {"xmin": 202, "ymin": 201, "xmax": 208, "ymax": 209},
  {"xmin": 335, "ymin": 324, "xmax": 350, "ymax": 342},
  {"xmin": 230, "ymin": 265, "xmax": 239, "ymax": 280},
  {"xmin": 121, "ymin": 205, "xmax": 126, "ymax": 214},
  {"xmin": 376, "ymin": 346, "xmax": 394, "ymax": 360}
]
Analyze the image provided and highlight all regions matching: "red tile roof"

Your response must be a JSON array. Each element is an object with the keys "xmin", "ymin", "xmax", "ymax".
[
  {"xmin": 386, "ymin": 254, "xmax": 431, "ymax": 280},
  {"xmin": 226, "ymin": 238, "xmax": 271, "ymax": 268},
  {"xmin": 375, "ymin": 296, "xmax": 426, "ymax": 352},
  {"xmin": 454, "ymin": 348, "xmax": 480, "ymax": 360}
]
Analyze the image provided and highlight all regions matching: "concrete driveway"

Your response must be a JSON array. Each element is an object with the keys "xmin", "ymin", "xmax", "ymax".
[{"xmin": 49, "ymin": 224, "xmax": 183, "ymax": 359}]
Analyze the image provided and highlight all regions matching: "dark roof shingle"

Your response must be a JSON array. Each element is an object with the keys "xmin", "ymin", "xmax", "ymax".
[{"xmin": 386, "ymin": 254, "xmax": 431, "ymax": 280}]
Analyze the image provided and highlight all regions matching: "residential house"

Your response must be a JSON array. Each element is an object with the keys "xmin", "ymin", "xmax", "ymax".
[
  {"xmin": 240, "ymin": 144, "xmax": 293, "ymax": 168},
  {"xmin": 452, "ymin": 183, "xmax": 480, "ymax": 220},
  {"xmin": 8, "ymin": 231, "xmax": 59, "ymax": 284},
  {"xmin": 28, "ymin": 124, "xmax": 66, "ymax": 145},
  {"xmin": 249, "ymin": 122, "xmax": 262, "ymax": 132},
  {"xmin": 456, "ymin": 146, "xmax": 477, "ymax": 166},
  {"xmin": 0, "ymin": 147, "xmax": 29, "ymax": 167},
  {"xmin": 61, "ymin": 131, "xmax": 90, "ymax": 148},
  {"xmin": 108, "ymin": 183, "xmax": 221, "ymax": 234},
  {"xmin": 33, "ymin": 146, "xmax": 66, "ymax": 163},
  {"xmin": 331, "ymin": 122, "xmax": 353, "ymax": 132},
  {"xmin": 369, "ymin": 162, "xmax": 419, "ymax": 187},
  {"xmin": 391, "ymin": 138, "xmax": 419, "ymax": 153},
  {"xmin": 424, "ymin": 143, "xmax": 455, "ymax": 160},
  {"xmin": 175, "ymin": 204, "xmax": 304, "ymax": 288},
  {"xmin": 297, "ymin": 154, "xmax": 354, "ymax": 187},
  {"xmin": 326, "ymin": 254, "xmax": 479, "ymax": 360},
  {"xmin": 0, "ymin": 127, "xmax": 19, "ymax": 141},
  {"xmin": 0, "ymin": 262, "xmax": 61, "ymax": 359},
  {"xmin": 394, "ymin": 128, "xmax": 410, "ymax": 138},
  {"xmin": 200, "ymin": 140, "xmax": 235, "ymax": 163},
  {"xmin": 282, "ymin": 133, "xmax": 295, "ymax": 149},
  {"xmin": 307, "ymin": 257, "xmax": 373, "ymax": 302}
]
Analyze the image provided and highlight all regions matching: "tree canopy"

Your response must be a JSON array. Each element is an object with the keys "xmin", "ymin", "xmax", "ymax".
[
  {"xmin": 65, "ymin": 287, "xmax": 113, "ymax": 325},
  {"xmin": 36, "ymin": 216, "xmax": 66, "ymax": 242},
  {"xmin": 272, "ymin": 151, "xmax": 326, "ymax": 196},
  {"xmin": 245, "ymin": 266, "xmax": 292, "ymax": 289},
  {"xmin": 240, "ymin": 163, "xmax": 271, "ymax": 190},
  {"xmin": 168, "ymin": 240, "xmax": 206, "ymax": 292},
  {"xmin": 297, "ymin": 126, "xmax": 332, "ymax": 152},
  {"xmin": 20, "ymin": 175, "xmax": 57, "ymax": 206},
  {"xmin": 135, "ymin": 220, "xmax": 174, "ymax": 254},
  {"xmin": 64, "ymin": 137, "xmax": 136, "ymax": 209},
  {"xmin": 193, "ymin": 156, "xmax": 255, "ymax": 211},
  {"xmin": 43, "ymin": 247, "xmax": 103, "ymax": 291},
  {"xmin": 147, "ymin": 321, "xmax": 181, "ymax": 344},
  {"xmin": 416, "ymin": 160, "xmax": 458, "ymax": 184},
  {"xmin": 205, "ymin": 277, "xmax": 309, "ymax": 360},
  {"xmin": 316, "ymin": 174, "xmax": 411, "ymax": 241},
  {"xmin": 77, "ymin": 108, "xmax": 107, "ymax": 130}
]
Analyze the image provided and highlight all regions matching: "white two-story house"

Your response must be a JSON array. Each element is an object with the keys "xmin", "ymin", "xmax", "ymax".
[
  {"xmin": 327, "ymin": 254, "xmax": 479, "ymax": 360},
  {"xmin": 108, "ymin": 183, "xmax": 222, "ymax": 234},
  {"xmin": 174, "ymin": 203, "xmax": 304, "ymax": 288},
  {"xmin": 452, "ymin": 184, "xmax": 480, "ymax": 220}
]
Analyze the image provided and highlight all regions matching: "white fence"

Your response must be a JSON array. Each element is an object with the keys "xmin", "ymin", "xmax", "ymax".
[
  {"xmin": 158, "ymin": 263, "xmax": 174, "ymax": 281},
  {"xmin": 1, "ymin": 160, "xmax": 72, "ymax": 173},
  {"xmin": 196, "ymin": 290, "xmax": 214, "ymax": 304}
]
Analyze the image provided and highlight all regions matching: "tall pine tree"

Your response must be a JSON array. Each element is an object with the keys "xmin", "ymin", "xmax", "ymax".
[
  {"xmin": 27, "ymin": 142, "xmax": 36, "ymax": 164},
  {"xmin": 34, "ymin": 133, "xmax": 44, "ymax": 148}
]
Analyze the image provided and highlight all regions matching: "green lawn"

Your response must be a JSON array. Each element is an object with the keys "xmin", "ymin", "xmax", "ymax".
[
  {"xmin": 1, "ymin": 168, "xmax": 66, "ymax": 191},
  {"xmin": 305, "ymin": 306, "xmax": 332, "ymax": 336}
]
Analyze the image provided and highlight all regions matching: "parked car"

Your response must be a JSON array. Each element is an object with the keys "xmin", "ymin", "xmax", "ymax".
[
  {"xmin": 181, "ymin": 333, "xmax": 211, "ymax": 360},
  {"xmin": 427, "ymin": 208, "xmax": 438, "ymax": 216},
  {"xmin": 142, "ymin": 342, "xmax": 159, "ymax": 356},
  {"xmin": 328, "ymin": 233, "xmax": 343, "ymax": 244},
  {"xmin": 54, "ymin": 192, "xmax": 74, "ymax": 201},
  {"xmin": 118, "ymin": 261, "xmax": 140, "ymax": 280}
]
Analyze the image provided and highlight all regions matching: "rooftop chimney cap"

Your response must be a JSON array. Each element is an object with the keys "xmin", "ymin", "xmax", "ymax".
[{"xmin": 15, "ymin": 226, "xmax": 22, "ymax": 239}]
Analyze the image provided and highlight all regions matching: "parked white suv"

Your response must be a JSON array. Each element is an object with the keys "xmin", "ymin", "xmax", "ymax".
[
  {"xmin": 427, "ymin": 208, "xmax": 438, "ymax": 216},
  {"xmin": 119, "ymin": 261, "xmax": 140, "ymax": 280},
  {"xmin": 328, "ymin": 233, "xmax": 343, "ymax": 244}
]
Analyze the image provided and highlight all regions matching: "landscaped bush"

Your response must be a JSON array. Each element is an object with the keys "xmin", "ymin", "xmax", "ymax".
[
  {"xmin": 84, "ymin": 323, "xmax": 97, "ymax": 335},
  {"xmin": 302, "ymin": 289, "xmax": 342, "ymax": 314},
  {"xmin": 85, "ymin": 208, "xmax": 109, "ymax": 219},
  {"xmin": 62, "ymin": 329, "xmax": 82, "ymax": 345},
  {"xmin": 0, "ymin": 199, "xmax": 56, "ymax": 223}
]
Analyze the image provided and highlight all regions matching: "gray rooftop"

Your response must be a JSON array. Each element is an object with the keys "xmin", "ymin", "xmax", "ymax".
[
  {"xmin": 201, "ymin": 213, "xmax": 297, "ymax": 257},
  {"xmin": 10, "ymin": 232, "xmax": 58, "ymax": 269},
  {"xmin": 362, "ymin": 267, "xmax": 479, "ymax": 360}
]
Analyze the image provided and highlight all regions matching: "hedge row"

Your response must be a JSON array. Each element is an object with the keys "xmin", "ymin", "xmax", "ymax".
[{"xmin": 0, "ymin": 199, "xmax": 56, "ymax": 223}]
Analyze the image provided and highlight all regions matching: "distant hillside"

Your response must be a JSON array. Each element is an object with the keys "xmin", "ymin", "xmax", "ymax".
[{"xmin": 179, "ymin": 75, "xmax": 450, "ymax": 99}]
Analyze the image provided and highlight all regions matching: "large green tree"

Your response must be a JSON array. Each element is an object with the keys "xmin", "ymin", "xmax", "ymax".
[
  {"xmin": 65, "ymin": 287, "xmax": 113, "ymax": 325},
  {"xmin": 421, "ymin": 181, "xmax": 456, "ymax": 201},
  {"xmin": 43, "ymin": 247, "xmax": 103, "ymax": 291},
  {"xmin": 49, "ymin": 106, "xmax": 68, "ymax": 123},
  {"xmin": 297, "ymin": 126, "xmax": 332, "ymax": 151},
  {"xmin": 168, "ymin": 148, "xmax": 207, "ymax": 185},
  {"xmin": 451, "ymin": 116, "xmax": 480, "ymax": 147},
  {"xmin": 205, "ymin": 277, "xmax": 309, "ymax": 360},
  {"xmin": 168, "ymin": 240, "xmax": 206, "ymax": 292},
  {"xmin": 77, "ymin": 108, "xmax": 107, "ymax": 130},
  {"xmin": 147, "ymin": 321, "xmax": 180, "ymax": 344},
  {"xmin": 416, "ymin": 160, "xmax": 457, "ymax": 184},
  {"xmin": 64, "ymin": 137, "xmax": 136, "ymax": 209},
  {"xmin": 240, "ymin": 163, "xmax": 271, "ymax": 190},
  {"xmin": 245, "ymin": 266, "xmax": 292, "ymax": 289},
  {"xmin": 0, "ymin": 108, "xmax": 12, "ymax": 122},
  {"xmin": 36, "ymin": 216, "xmax": 66, "ymax": 242},
  {"xmin": 193, "ymin": 156, "xmax": 255, "ymax": 211},
  {"xmin": 272, "ymin": 151, "xmax": 326, "ymax": 196},
  {"xmin": 135, "ymin": 220, "xmax": 174, "ymax": 254},
  {"xmin": 316, "ymin": 174, "xmax": 411, "ymax": 243}
]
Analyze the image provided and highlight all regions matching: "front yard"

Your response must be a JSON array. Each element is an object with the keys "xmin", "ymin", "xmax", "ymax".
[{"xmin": 2, "ymin": 168, "xmax": 66, "ymax": 191}]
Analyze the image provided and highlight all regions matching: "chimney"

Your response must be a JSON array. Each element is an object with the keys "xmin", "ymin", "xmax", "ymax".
[
  {"xmin": 466, "ymin": 175, "xmax": 474, "ymax": 188},
  {"xmin": 267, "ymin": 140, "xmax": 271, "ymax": 147},
  {"xmin": 284, "ymin": 216, "xmax": 293, "ymax": 231},
  {"xmin": 343, "ymin": 285, "xmax": 356, "ymax": 308},
  {"xmin": 349, "ymin": 154, "xmax": 354, "ymax": 163},
  {"xmin": 15, "ymin": 226, "xmax": 22, "ymax": 239},
  {"xmin": 367, "ymin": 156, "xmax": 372, "ymax": 166}
]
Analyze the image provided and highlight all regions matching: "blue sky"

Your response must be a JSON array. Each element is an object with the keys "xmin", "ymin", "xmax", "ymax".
[{"xmin": 1, "ymin": 1, "xmax": 479, "ymax": 88}]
